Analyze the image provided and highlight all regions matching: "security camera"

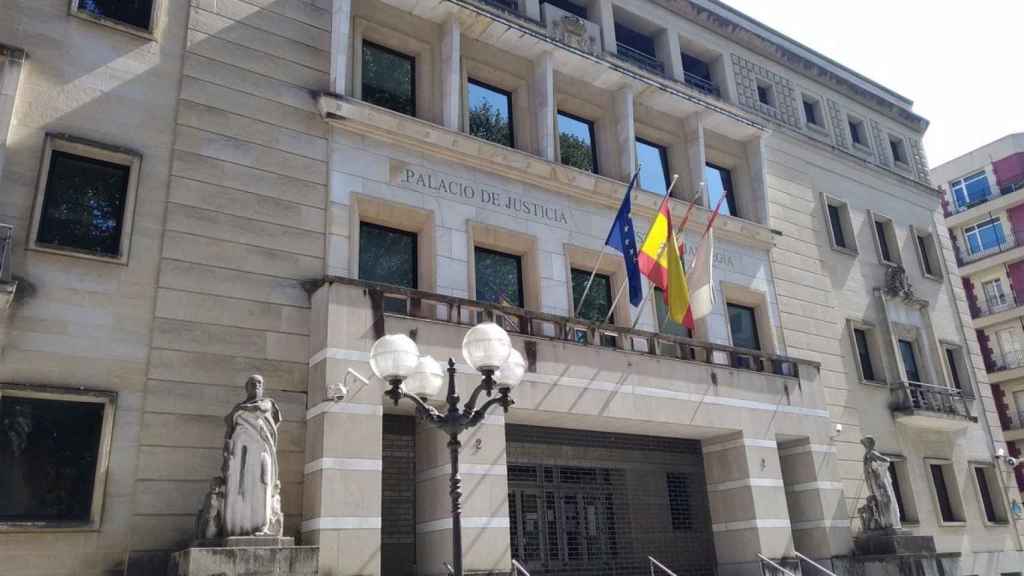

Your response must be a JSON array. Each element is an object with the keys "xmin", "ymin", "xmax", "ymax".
[
  {"xmin": 835, "ymin": 424, "xmax": 843, "ymax": 434},
  {"xmin": 1009, "ymin": 457, "xmax": 1019, "ymax": 468}
]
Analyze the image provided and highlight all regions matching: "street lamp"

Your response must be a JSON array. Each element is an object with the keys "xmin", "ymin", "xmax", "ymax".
[{"xmin": 369, "ymin": 323, "xmax": 525, "ymax": 576}]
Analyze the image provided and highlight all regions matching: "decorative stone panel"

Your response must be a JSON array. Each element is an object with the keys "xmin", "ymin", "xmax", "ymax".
[
  {"xmin": 909, "ymin": 138, "xmax": 931, "ymax": 184},
  {"xmin": 730, "ymin": 53, "xmax": 799, "ymax": 128},
  {"xmin": 826, "ymin": 98, "xmax": 847, "ymax": 149},
  {"xmin": 870, "ymin": 120, "xmax": 890, "ymax": 168}
]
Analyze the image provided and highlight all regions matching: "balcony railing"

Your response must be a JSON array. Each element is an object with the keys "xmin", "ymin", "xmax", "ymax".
[
  {"xmin": 1005, "ymin": 410, "xmax": 1024, "ymax": 431},
  {"xmin": 478, "ymin": 0, "xmax": 520, "ymax": 12},
  {"xmin": 683, "ymin": 71, "xmax": 720, "ymax": 98},
  {"xmin": 890, "ymin": 381, "xmax": 972, "ymax": 419},
  {"xmin": 974, "ymin": 292, "xmax": 1022, "ymax": 318},
  {"xmin": 340, "ymin": 277, "xmax": 811, "ymax": 378},
  {"xmin": 990, "ymin": 349, "xmax": 1024, "ymax": 372},
  {"xmin": 958, "ymin": 228, "xmax": 1024, "ymax": 265},
  {"xmin": 615, "ymin": 42, "xmax": 664, "ymax": 76}
]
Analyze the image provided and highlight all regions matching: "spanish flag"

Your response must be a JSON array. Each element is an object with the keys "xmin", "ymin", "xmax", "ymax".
[{"xmin": 639, "ymin": 196, "xmax": 690, "ymax": 325}]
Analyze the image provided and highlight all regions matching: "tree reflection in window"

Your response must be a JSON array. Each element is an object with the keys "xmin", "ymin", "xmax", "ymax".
[
  {"xmin": 362, "ymin": 41, "xmax": 415, "ymax": 116},
  {"xmin": 475, "ymin": 247, "xmax": 523, "ymax": 307},
  {"xmin": 78, "ymin": 0, "xmax": 153, "ymax": 30},
  {"xmin": 359, "ymin": 223, "xmax": 417, "ymax": 313},
  {"xmin": 558, "ymin": 112, "xmax": 597, "ymax": 173},
  {"xmin": 571, "ymin": 269, "xmax": 612, "ymax": 323},
  {"xmin": 0, "ymin": 396, "xmax": 104, "ymax": 523},
  {"xmin": 36, "ymin": 151, "xmax": 130, "ymax": 257},
  {"xmin": 468, "ymin": 80, "xmax": 514, "ymax": 148}
]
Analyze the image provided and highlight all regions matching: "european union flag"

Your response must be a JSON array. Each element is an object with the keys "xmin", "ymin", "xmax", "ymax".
[{"xmin": 604, "ymin": 172, "xmax": 643, "ymax": 306}]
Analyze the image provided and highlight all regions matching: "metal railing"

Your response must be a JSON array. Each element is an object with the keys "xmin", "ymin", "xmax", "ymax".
[
  {"xmin": 890, "ymin": 380, "xmax": 972, "ymax": 419},
  {"xmin": 478, "ymin": 0, "xmax": 520, "ymax": 14},
  {"xmin": 950, "ymin": 193, "xmax": 995, "ymax": 215},
  {"xmin": 511, "ymin": 559, "xmax": 531, "ymax": 576},
  {"xmin": 795, "ymin": 551, "xmax": 837, "ymax": 576},
  {"xmin": 337, "ymin": 276, "xmax": 813, "ymax": 378},
  {"xmin": 0, "ymin": 223, "xmax": 12, "ymax": 282},
  {"xmin": 974, "ymin": 292, "xmax": 1020, "ymax": 318},
  {"xmin": 683, "ymin": 71, "xmax": 720, "ymax": 98},
  {"xmin": 990, "ymin": 349, "xmax": 1024, "ymax": 372},
  {"xmin": 959, "ymin": 231, "xmax": 1020, "ymax": 264},
  {"xmin": 758, "ymin": 554, "xmax": 796, "ymax": 576},
  {"xmin": 649, "ymin": 556, "xmax": 678, "ymax": 576},
  {"xmin": 615, "ymin": 42, "xmax": 664, "ymax": 75}
]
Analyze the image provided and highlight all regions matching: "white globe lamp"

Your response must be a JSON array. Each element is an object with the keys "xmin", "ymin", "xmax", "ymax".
[
  {"xmin": 405, "ymin": 355, "xmax": 445, "ymax": 400},
  {"xmin": 369, "ymin": 333, "xmax": 420, "ymax": 382},
  {"xmin": 496, "ymin": 348, "xmax": 526, "ymax": 389},
  {"xmin": 461, "ymin": 322, "xmax": 512, "ymax": 373}
]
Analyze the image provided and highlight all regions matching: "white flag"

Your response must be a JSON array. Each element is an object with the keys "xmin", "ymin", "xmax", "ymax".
[{"xmin": 688, "ymin": 227, "xmax": 715, "ymax": 321}]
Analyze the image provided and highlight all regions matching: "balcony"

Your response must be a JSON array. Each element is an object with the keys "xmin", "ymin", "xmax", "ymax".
[
  {"xmin": 890, "ymin": 381, "xmax": 975, "ymax": 431},
  {"xmin": 683, "ymin": 71, "xmax": 720, "ymax": 98},
  {"xmin": 991, "ymin": 349, "xmax": 1024, "ymax": 372},
  {"xmin": 971, "ymin": 292, "xmax": 1024, "ymax": 329},
  {"xmin": 1003, "ymin": 410, "xmax": 1024, "ymax": 442},
  {"xmin": 958, "ymin": 230, "xmax": 1021, "ymax": 265},
  {"xmin": 614, "ymin": 42, "xmax": 664, "ymax": 76}
]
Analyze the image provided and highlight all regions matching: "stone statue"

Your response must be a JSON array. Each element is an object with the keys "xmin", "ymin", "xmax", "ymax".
[
  {"xmin": 859, "ymin": 436, "xmax": 902, "ymax": 531},
  {"xmin": 195, "ymin": 375, "xmax": 283, "ymax": 540}
]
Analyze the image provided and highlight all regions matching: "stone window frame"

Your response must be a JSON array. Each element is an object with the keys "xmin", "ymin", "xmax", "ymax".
[
  {"xmin": 564, "ymin": 243, "xmax": 631, "ymax": 329},
  {"xmin": 882, "ymin": 453, "xmax": 920, "ymax": 525},
  {"xmin": 69, "ymin": 0, "xmax": 160, "ymax": 41},
  {"xmin": 755, "ymin": 79, "xmax": 776, "ymax": 108},
  {"xmin": 353, "ymin": 18, "xmax": 433, "ymax": 123},
  {"xmin": 349, "ymin": 194, "xmax": 437, "ymax": 293},
  {"xmin": 799, "ymin": 91, "xmax": 827, "ymax": 134},
  {"xmin": 28, "ymin": 134, "xmax": 141, "ymax": 265},
  {"xmin": 969, "ymin": 461, "xmax": 1010, "ymax": 526},
  {"xmin": 721, "ymin": 282, "xmax": 776, "ymax": 357},
  {"xmin": 0, "ymin": 383, "xmax": 117, "ymax": 532},
  {"xmin": 890, "ymin": 323, "xmax": 938, "ymax": 386},
  {"xmin": 704, "ymin": 131, "xmax": 753, "ymax": 221},
  {"xmin": 845, "ymin": 112, "xmax": 871, "ymax": 154},
  {"xmin": 886, "ymin": 132, "xmax": 910, "ymax": 169},
  {"xmin": 554, "ymin": 82, "xmax": 611, "ymax": 177},
  {"xmin": 911, "ymin": 225, "xmax": 943, "ymax": 282},
  {"xmin": 846, "ymin": 319, "xmax": 889, "ymax": 386},
  {"xmin": 462, "ymin": 57, "xmax": 530, "ymax": 153},
  {"xmin": 633, "ymin": 120, "xmax": 680, "ymax": 197},
  {"xmin": 868, "ymin": 211, "xmax": 901, "ymax": 266},
  {"xmin": 924, "ymin": 458, "xmax": 967, "ymax": 527},
  {"xmin": 820, "ymin": 193, "xmax": 858, "ymax": 256},
  {"xmin": 940, "ymin": 341, "xmax": 973, "ymax": 399},
  {"xmin": 467, "ymin": 222, "xmax": 540, "ymax": 313}
]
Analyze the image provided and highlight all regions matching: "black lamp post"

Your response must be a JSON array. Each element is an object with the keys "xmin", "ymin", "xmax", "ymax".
[{"xmin": 369, "ymin": 323, "xmax": 525, "ymax": 576}]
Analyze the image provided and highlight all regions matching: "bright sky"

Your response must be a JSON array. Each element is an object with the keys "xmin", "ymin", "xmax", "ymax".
[{"xmin": 722, "ymin": 0, "xmax": 1024, "ymax": 168}]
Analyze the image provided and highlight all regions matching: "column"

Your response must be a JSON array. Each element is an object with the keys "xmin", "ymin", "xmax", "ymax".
[
  {"xmin": 655, "ymin": 30, "xmax": 683, "ymax": 82},
  {"xmin": 745, "ymin": 134, "xmax": 768, "ymax": 223},
  {"xmin": 416, "ymin": 410, "xmax": 511, "ymax": 575},
  {"xmin": 0, "ymin": 46, "xmax": 26, "ymax": 182},
  {"xmin": 330, "ymin": 0, "xmax": 353, "ymax": 95},
  {"xmin": 532, "ymin": 51, "xmax": 556, "ymax": 162},
  {"xmin": 778, "ymin": 439, "xmax": 852, "ymax": 564},
  {"xmin": 590, "ymin": 0, "xmax": 616, "ymax": 54},
  {"xmin": 684, "ymin": 113, "xmax": 706, "ymax": 204},
  {"xmin": 703, "ymin": 434, "xmax": 794, "ymax": 576},
  {"xmin": 303, "ymin": 283, "xmax": 385, "ymax": 575},
  {"xmin": 613, "ymin": 85, "xmax": 636, "ymax": 181},
  {"xmin": 440, "ymin": 15, "xmax": 461, "ymax": 131}
]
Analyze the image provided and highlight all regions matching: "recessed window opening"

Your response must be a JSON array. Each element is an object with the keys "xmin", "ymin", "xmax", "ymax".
[
  {"xmin": 756, "ymin": 81, "xmax": 775, "ymax": 107},
  {"xmin": 557, "ymin": 111, "xmax": 598, "ymax": 173},
  {"xmin": 361, "ymin": 41, "xmax": 416, "ymax": 116},
  {"xmin": 849, "ymin": 117, "xmax": 867, "ymax": 147},
  {"xmin": 704, "ymin": 163, "xmax": 736, "ymax": 217},
  {"xmin": 475, "ymin": 247, "xmax": 524, "ymax": 308},
  {"xmin": 635, "ymin": 138, "xmax": 670, "ymax": 195},
  {"xmin": 468, "ymin": 79, "xmax": 514, "ymax": 148},
  {"xmin": 964, "ymin": 217, "xmax": 1005, "ymax": 255},
  {"xmin": 950, "ymin": 171, "xmax": 991, "ymax": 209}
]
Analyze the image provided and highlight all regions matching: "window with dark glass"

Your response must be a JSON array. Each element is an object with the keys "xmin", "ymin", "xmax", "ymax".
[
  {"xmin": 475, "ymin": 247, "xmax": 523, "ymax": 307},
  {"xmin": 0, "ymin": 395, "xmax": 105, "ymax": 524},
  {"xmin": 756, "ymin": 82, "xmax": 774, "ymax": 107},
  {"xmin": 802, "ymin": 96, "xmax": 820, "ymax": 127},
  {"xmin": 543, "ymin": 0, "xmax": 586, "ymax": 18},
  {"xmin": 849, "ymin": 118, "xmax": 866, "ymax": 146},
  {"xmin": 853, "ymin": 328, "xmax": 876, "ymax": 381},
  {"xmin": 558, "ymin": 111, "xmax": 597, "ymax": 173},
  {"xmin": 681, "ymin": 52, "xmax": 715, "ymax": 95},
  {"xmin": 361, "ymin": 41, "xmax": 415, "ymax": 116},
  {"xmin": 468, "ymin": 79, "xmax": 514, "ymax": 148},
  {"xmin": 916, "ymin": 234, "xmax": 935, "ymax": 276},
  {"xmin": 889, "ymin": 137, "xmax": 907, "ymax": 164},
  {"xmin": 705, "ymin": 163, "xmax": 736, "ymax": 217},
  {"xmin": 728, "ymin": 303, "xmax": 760, "ymax": 351},
  {"xmin": 898, "ymin": 339, "xmax": 921, "ymax": 383},
  {"xmin": 875, "ymin": 219, "xmax": 894, "ymax": 263},
  {"xmin": 930, "ymin": 464, "xmax": 959, "ymax": 522},
  {"xmin": 35, "ymin": 150, "xmax": 131, "ymax": 258},
  {"xmin": 888, "ymin": 461, "xmax": 908, "ymax": 523},
  {"xmin": 945, "ymin": 348, "xmax": 964, "ymax": 393},
  {"xmin": 827, "ymin": 204, "xmax": 847, "ymax": 249},
  {"xmin": 655, "ymin": 287, "xmax": 691, "ymax": 338},
  {"xmin": 635, "ymin": 138, "xmax": 669, "ymax": 195},
  {"xmin": 614, "ymin": 23, "xmax": 658, "ymax": 62},
  {"xmin": 571, "ymin": 269, "xmax": 613, "ymax": 323},
  {"xmin": 75, "ymin": 0, "xmax": 154, "ymax": 31},
  {"xmin": 359, "ymin": 222, "xmax": 418, "ymax": 314},
  {"xmin": 976, "ymin": 467, "xmax": 999, "ymax": 523}
]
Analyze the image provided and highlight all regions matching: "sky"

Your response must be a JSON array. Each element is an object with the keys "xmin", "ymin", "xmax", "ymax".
[{"xmin": 721, "ymin": 0, "xmax": 1024, "ymax": 168}]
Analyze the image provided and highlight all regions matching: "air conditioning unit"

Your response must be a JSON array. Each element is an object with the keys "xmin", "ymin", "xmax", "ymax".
[
  {"xmin": 0, "ymin": 223, "xmax": 17, "ymax": 309},
  {"xmin": 541, "ymin": 4, "xmax": 602, "ymax": 56}
]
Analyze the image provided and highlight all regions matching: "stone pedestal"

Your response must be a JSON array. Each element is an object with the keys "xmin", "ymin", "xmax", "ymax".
[
  {"xmin": 168, "ymin": 541, "xmax": 318, "ymax": 576},
  {"xmin": 837, "ymin": 531, "xmax": 956, "ymax": 576},
  {"xmin": 853, "ymin": 530, "xmax": 935, "ymax": 556}
]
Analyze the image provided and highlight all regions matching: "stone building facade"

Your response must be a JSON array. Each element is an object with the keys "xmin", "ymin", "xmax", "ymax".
[{"xmin": 0, "ymin": 1, "xmax": 1021, "ymax": 575}]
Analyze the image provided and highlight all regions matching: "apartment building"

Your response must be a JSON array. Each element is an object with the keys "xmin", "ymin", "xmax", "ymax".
[
  {"xmin": 933, "ymin": 133, "xmax": 1024, "ymax": 497},
  {"xmin": 0, "ymin": 1, "xmax": 1021, "ymax": 575}
]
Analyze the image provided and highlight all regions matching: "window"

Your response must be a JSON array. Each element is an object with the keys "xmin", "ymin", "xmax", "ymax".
[
  {"xmin": 666, "ymin": 473, "xmax": 694, "ymax": 531},
  {"xmin": 756, "ymin": 81, "xmax": 775, "ymax": 107},
  {"xmin": 29, "ymin": 136, "xmax": 140, "ymax": 263},
  {"xmin": 929, "ymin": 462, "xmax": 963, "ymax": 523},
  {"xmin": 872, "ymin": 215, "xmax": 899, "ymax": 264},
  {"xmin": 557, "ymin": 111, "xmax": 597, "ymax": 173},
  {"xmin": 823, "ymin": 196, "xmax": 856, "ymax": 253},
  {"xmin": 71, "ymin": 0, "xmax": 156, "ymax": 35},
  {"xmin": 915, "ymin": 231, "xmax": 940, "ymax": 278},
  {"xmin": 475, "ymin": 247, "xmax": 523, "ymax": 307},
  {"xmin": 571, "ymin": 268, "xmax": 613, "ymax": 323},
  {"xmin": 963, "ymin": 217, "xmax": 1005, "ymax": 255},
  {"xmin": 635, "ymin": 138, "xmax": 670, "ymax": 195},
  {"xmin": 361, "ymin": 41, "xmax": 416, "ymax": 116},
  {"xmin": 468, "ymin": 79, "xmax": 514, "ymax": 148},
  {"xmin": 728, "ymin": 303, "xmax": 760, "ymax": 351},
  {"xmin": 705, "ymin": 163, "xmax": 737, "ymax": 217},
  {"xmin": 802, "ymin": 95, "xmax": 822, "ymax": 128},
  {"xmin": 889, "ymin": 136, "xmax": 908, "ymax": 165},
  {"xmin": 944, "ymin": 346, "xmax": 970, "ymax": 396},
  {"xmin": 0, "ymin": 387, "xmax": 115, "ymax": 529},
  {"xmin": 359, "ymin": 222, "xmax": 418, "ymax": 314},
  {"xmin": 848, "ymin": 117, "xmax": 867, "ymax": 147},
  {"xmin": 950, "ymin": 172, "xmax": 991, "ymax": 209},
  {"xmin": 887, "ymin": 457, "xmax": 918, "ymax": 524},
  {"xmin": 898, "ymin": 339, "xmax": 922, "ymax": 383},
  {"xmin": 680, "ymin": 52, "xmax": 715, "ymax": 95},
  {"xmin": 974, "ymin": 465, "xmax": 1007, "ymax": 523},
  {"xmin": 543, "ymin": 0, "xmax": 586, "ymax": 18},
  {"xmin": 853, "ymin": 328, "xmax": 878, "ymax": 382},
  {"xmin": 655, "ymin": 287, "xmax": 691, "ymax": 338},
  {"xmin": 982, "ymin": 278, "xmax": 1008, "ymax": 309}
]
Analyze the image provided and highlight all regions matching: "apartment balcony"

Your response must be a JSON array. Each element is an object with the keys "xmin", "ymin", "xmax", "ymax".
[
  {"xmin": 957, "ymin": 229, "xmax": 1024, "ymax": 276},
  {"xmin": 947, "ymin": 184, "xmax": 1024, "ymax": 228},
  {"xmin": 971, "ymin": 292, "xmax": 1024, "ymax": 329},
  {"xmin": 987, "ymin": 349, "xmax": 1024, "ymax": 384},
  {"xmin": 1003, "ymin": 410, "xmax": 1024, "ymax": 442},
  {"xmin": 614, "ymin": 42, "xmax": 665, "ymax": 76},
  {"xmin": 890, "ymin": 381, "xmax": 975, "ymax": 431}
]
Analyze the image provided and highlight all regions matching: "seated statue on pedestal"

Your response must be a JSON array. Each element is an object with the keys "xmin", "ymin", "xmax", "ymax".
[{"xmin": 195, "ymin": 375, "xmax": 283, "ymax": 541}]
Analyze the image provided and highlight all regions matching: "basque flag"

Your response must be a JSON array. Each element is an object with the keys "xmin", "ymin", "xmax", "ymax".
[{"xmin": 605, "ymin": 171, "xmax": 643, "ymax": 306}]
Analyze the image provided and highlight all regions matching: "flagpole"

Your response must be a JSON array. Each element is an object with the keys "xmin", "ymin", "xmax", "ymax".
[{"xmin": 573, "ymin": 165, "xmax": 642, "ymax": 318}]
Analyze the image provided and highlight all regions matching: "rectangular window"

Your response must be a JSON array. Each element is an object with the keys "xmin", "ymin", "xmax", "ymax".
[
  {"xmin": 930, "ymin": 463, "xmax": 960, "ymax": 523},
  {"xmin": 853, "ymin": 328, "xmax": 877, "ymax": 382},
  {"xmin": 828, "ymin": 204, "xmax": 847, "ymax": 249},
  {"xmin": 728, "ymin": 303, "xmax": 760, "ymax": 351},
  {"xmin": 945, "ymin": 347, "xmax": 966, "ymax": 394},
  {"xmin": 468, "ymin": 79, "xmax": 514, "ymax": 148},
  {"xmin": 571, "ymin": 268, "xmax": 613, "ymax": 323},
  {"xmin": 899, "ymin": 339, "xmax": 921, "ymax": 383},
  {"xmin": 30, "ymin": 136, "xmax": 140, "ymax": 263},
  {"xmin": 982, "ymin": 279, "xmax": 1008, "ymax": 313},
  {"xmin": 849, "ymin": 117, "xmax": 867, "ymax": 147},
  {"xmin": 635, "ymin": 138, "xmax": 670, "ymax": 195},
  {"xmin": 823, "ymin": 196, "xmax": 856, "ymax": 253},
  {"xmin": 705, "ymin": 163, "xmax": 737, "ymax": 217},
  {"xmin": 950, "ymin": 171, "xmax": 991, "ymax": 209},
  {"xmin": 655, "ymin": 287, "xmax": 691, "ymax": 338},
  {"xmin": 963, "ymin": 217, "xmax": 1005, "ymax": 255},
  {"xmin": 756, "ymin": 81, "xmax": 775, "ymax": 107},
  {"xmin": 557, "ymin": 111, "xmax": 597, "ymax": 173},
  {"xmin": 71, "ymin": 0, "xmax": 156, "ymax": 33},
  {"xmin": 802, "ymin": 96, "xmax": 821, "ymax": 127},
  {"xmin": 915, "ymin": 232, "xmax": 938, "ymax": 278},
  {"xmin": 361, "ymin": 41, "xmax": 416, "ymax": 117},
  {"xmin": 0, "ymin": 388, "xmax": 114, "ymax": 528},
  {"xmin": 889, "ymin": 136, "xmax": 908, "ymax": 164},
  {"xmin": 872, "ymin": 216, "xmax": 898, "ymax": 264},
  {"xmin": 888, "ymin": 461, "xmax": 907, "ymax": 523},
  {"xmin": 680, "ymin": 52, "xmax": 716, "ymax": 96},
  {"xmin": 974, "ymin": 466, "xmax": 1006, "ymax": 523},
  {"xmin": 475, "ymin": 247, "xmax": 524, "ymax": 307},
  {"xmin": 359, "ymin": 222, "xmax": 418, "ymax": 314}
]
